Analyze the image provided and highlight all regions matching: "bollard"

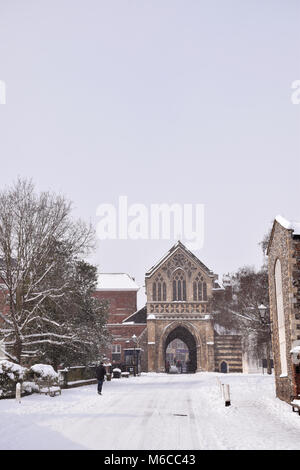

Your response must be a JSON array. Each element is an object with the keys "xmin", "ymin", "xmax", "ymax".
[
  {"xmin": 223, "ymin": 384, "xmax": 231, "ymax": 407},
  {"xmin": 16, "ymin": 382, "xmax": 21, "ymax": 404}
]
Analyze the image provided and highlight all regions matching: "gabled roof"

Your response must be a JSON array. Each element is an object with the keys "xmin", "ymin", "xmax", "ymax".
[
  {"xmin": 96, "ymin": 273, "xmax": 139, "ymax": 291},
  {"xmin": 274, "ymin": 215, "xmax": 300, "ymax": 234},
  {"xmin": 267, "ymin": 215, "xmax": 300, "ymax": 255},
  {"xmin": 212, "ymin": 280, "xmax": 225, "ymax": 291},
  {"xmin": 122, "ymin": 305, "xmax": 147, "ymax": 324},
  {"xmin": 145, "ymin": 241, "xmax": 215, "ymax": 278}
]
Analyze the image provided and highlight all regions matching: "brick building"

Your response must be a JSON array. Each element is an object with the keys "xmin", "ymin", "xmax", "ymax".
[
  {"xmin": 267, "ymin": 215, "xmax": 300, "ymax": 402},
  {"xmin": 98, "ymin": 242, "xmax": 244, "ymax": 374},
  {"xmin": 94, "ymin": 274, "xmax": 144, "ymax": 371}
]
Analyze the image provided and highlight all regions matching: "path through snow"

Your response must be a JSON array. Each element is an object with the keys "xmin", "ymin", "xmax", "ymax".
[{"xmin": 1, "ymin": 373, "xmax": 300, "ymax": 450}]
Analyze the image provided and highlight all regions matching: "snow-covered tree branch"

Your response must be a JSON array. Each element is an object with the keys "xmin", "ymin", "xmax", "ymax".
[
  {"xmin": 213, "ymin": 265, "xmax": 272, "ymax": 372},
  {"xmin": 0, "ymin": 179, "xmax": 109, "ymax": 366}
]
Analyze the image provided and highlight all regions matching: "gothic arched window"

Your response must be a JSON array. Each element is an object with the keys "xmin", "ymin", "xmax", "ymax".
[
  {"xmin": 153, "ymin": 274, "xmax": 166, "ymax": 301},
  {"xmin": 172, "ymin": 270, "xmax": 186, "ymax": 301},
  {"xmin": 158, "ymin": 282, "xmax": 162, "ymax": 301},
  {"xmin": 152, "ymin": 282, "xmax": 157, "ymax": 301},
  {"xmin": 193, "ymin": 281, "xmax": 197, "ymax": 300},
  {"xmin": 163, "ymin": 282, "xmax": 167, "ymax": 301},
  {"xmin": 193, "ymin": 273, "xmax": 207, "ymax": 301},
  {"xmin": 203, "ymin": 281, "xmax": 207, "ymax": 301}
]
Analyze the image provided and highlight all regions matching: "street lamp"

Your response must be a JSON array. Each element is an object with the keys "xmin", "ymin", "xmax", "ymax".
[
  {"xmin": 258, "ymin": 304, "xmax": 268, "ymax": 322},
  {"xmin": 132, "ymin": 334, "xmax": 138, "ymax": 377},
  {"xmin": 258, "ymin": 304, "xmax": 272, "ymax": 375}
]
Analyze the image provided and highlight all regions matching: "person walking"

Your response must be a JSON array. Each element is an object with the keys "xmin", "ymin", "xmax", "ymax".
[{"xmin": 95, "ymin": 361, "xmax": 106, "ymax": 395}]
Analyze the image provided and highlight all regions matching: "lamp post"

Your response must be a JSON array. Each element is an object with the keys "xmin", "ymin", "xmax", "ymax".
[
  {"xmin": 258, "ymin": 304, "xmax": 267, "ymax": 320},
  {"xmin": 258, "ymin": 304, "xmax": 272, "ymax": 375},
  {"xmin": 132, "ymin": 334, "xmax": 138, "ymax": 377}
]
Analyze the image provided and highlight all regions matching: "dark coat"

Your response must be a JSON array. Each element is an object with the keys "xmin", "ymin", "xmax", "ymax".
[{"xmin": 96, "ymin": 365, "xmax": 106, "ymax": 380}]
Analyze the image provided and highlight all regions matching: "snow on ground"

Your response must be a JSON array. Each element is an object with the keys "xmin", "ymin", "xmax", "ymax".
[{"xmin": 1, "ymin": 372, "xmax": 300, "ymax": 450}]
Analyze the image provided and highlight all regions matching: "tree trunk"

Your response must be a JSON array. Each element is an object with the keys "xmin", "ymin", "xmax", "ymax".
[
  {"xmin": 14, "ymin": 336, "xmax": 22, "ymax": 364},
  {"xmin": 52, "ymin": 357, "xmax": 58, "ymax": 372}
]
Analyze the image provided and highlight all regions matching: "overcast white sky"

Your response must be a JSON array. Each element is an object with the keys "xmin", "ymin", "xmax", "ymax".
[{"xmin": 0, "ymin": 0, "xmax": 299, "ymax": 307}]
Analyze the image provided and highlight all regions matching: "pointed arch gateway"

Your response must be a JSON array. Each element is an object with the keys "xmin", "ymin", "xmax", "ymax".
[{"xmin": 157, "ymin": 321, "xmax": 203, "ymax": 373}]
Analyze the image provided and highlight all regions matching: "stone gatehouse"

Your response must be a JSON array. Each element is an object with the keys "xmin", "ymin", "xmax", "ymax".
[{"xmin": 124, "ymin": 241, "xmax": 243, "ymax": 373}]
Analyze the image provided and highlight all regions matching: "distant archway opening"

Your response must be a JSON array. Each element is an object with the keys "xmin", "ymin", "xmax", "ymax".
[
  {"xmin": 164, "ymin": 326, "xmax": 197, "ymax": 373},
  {"xmin": 220, "ymin": 361, "xmax": 228, "ymax": 373},
  {"xmin": 166, "ymin": 339, "xmax": 189, "ymax": 372}
]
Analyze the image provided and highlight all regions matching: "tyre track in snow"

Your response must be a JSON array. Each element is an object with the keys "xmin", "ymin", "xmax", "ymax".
[
  {"xmin": 188, "ymin": 382, "xmax": 228, "ymax": 450},
  {"xmin": 136, "ymin": 374, "xmax": 183, "ymax": 449}
]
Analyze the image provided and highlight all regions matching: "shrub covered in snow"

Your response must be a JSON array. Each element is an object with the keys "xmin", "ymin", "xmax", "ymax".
[
  {"xmin": 21, "ymin": 381, "xmax": 40, "ymax": 394},
  {"xmin": 0, "ymin": 360, "xmax": 28, "ymax": 398},
  {"xmin": 0, "ymin": 362, "xmax": 61, "ymax": 398},
  {"xmin": 29, "ymin": 364, "xmax": 59, "ymax": 386}
]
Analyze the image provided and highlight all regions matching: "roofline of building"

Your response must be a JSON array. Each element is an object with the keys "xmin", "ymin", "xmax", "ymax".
[
  {"xmin": 122, "ymin": 305, "xmax": 147, "ymax": 324},
  {"xmin": 145, "ymin": 241, "xmax": 216, "ymax": 278},
  {"xmin": 96, "ymin": 287, "xmax": 139, "ymax": 292},
  {"xmin": 267, "ymin": 215, "xmax": 300, "ymax": 255},
  {"xmin": 96, "ymin": 272, "xmax": 140, "ymax": 291}
]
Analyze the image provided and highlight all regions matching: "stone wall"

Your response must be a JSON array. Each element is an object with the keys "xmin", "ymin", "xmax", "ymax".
[
  {"xmin": 214, "ymin": 334, "xmax": 243, "ymax": 373},
  {"xmin": 268, "ymin": 220, "xmax": 300, "ymax": 402},
  {"xmin": 59, "ymin": 365, "xmax": 98, "ymax": 388}
]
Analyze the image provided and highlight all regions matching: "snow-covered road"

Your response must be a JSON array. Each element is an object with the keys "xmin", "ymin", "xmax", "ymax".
[{"xmin": 1, "ymin": 373, "xmax": 300, "ymax": 450}]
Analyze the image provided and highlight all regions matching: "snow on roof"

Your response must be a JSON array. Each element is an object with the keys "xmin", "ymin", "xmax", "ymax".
[
  {"xmin": 212, "ymin": 280, "xmax": 225, "ymax": 291},
  {"xmin": 275, "ymin": 215, "xmax": 300, "ymax": 235},
  {"xmin": 97, "ymin": 273, "xmax": 139, "ymax": 291}
]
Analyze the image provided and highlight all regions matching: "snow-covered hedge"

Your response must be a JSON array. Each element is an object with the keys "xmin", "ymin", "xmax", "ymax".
[
  {"xmin": 0, "ymin": 361, "xmax": 60, "ymax": 398},
  {"xmin": 0, "ymin": 360, "xmax": 28, "ymax": 398}
]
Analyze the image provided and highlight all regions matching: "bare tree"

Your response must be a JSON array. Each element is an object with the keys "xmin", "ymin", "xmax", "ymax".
[
  {"xmin": 213, "ymin": 266, "xmax": 272, "ymax": 373},
  {"xmin": 0, "ymin": 178, "xmax": 98, "ymax": 363}
]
